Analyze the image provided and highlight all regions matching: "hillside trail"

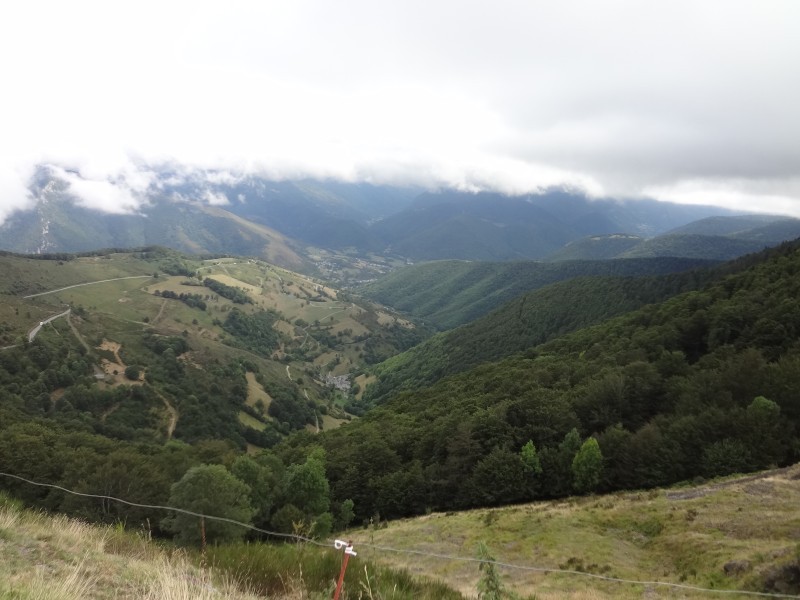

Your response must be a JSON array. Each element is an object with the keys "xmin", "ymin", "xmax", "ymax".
[
  {"xmin": 152, "ymin": 388, "xmax": 179, "ymax": 440},
  {"xmin": 66, "ymin": 313, "xmax": 91, "ymax": 353},
  {"xmin": 153, "ymin": 299, "xmax": 167, "ymax": 324},
  {"xmin": 100, "ymin": 403, "xmax": 120, "ymax": 422},
  {"xmin": 22, "ymin": 275, "xmax": 151, "ymax": 299}
]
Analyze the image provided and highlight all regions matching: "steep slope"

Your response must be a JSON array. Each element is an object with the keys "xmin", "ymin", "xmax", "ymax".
[
  {"xmin": 0, "ymin": 248, "xmax": 426, "ymax": 446},
  {"xmin": 0, "ymin": 175, "xmax": 309, "ymax": 271},
  {"xmin": 370, "ymin": 192, "xmax": 578, "ymax": 260},
  {"xmin": 367, "ymin": 190, "xmax": 739, "ymax": 261},
  {"xmin": 0, "ymin": 168, "xmax": 420, "ymax": 265},
  {"xmin": 0, "ymin": 248, "xmax": 435, "ymax": 554},
  {"xmin": 361, "ymin": 267, "xmax": 717, "ymax": 407},
  {"xmin": 361, "ymin": 257, "xmax": 716, "ymax": 330}
]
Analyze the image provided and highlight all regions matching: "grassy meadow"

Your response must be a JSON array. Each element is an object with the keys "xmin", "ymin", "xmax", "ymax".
[{"xmin": 0, "ymin": 493, "xmax": 461, "ymax": 600}]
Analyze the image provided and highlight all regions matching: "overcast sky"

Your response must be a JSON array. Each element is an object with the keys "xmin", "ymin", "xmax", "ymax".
[{"xmin": 1, "ymin": 0, "xmax": 799, "ymax": 223}]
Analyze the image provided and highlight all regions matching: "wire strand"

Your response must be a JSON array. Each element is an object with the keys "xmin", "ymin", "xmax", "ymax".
[{"xmin": 1, "ymin": 470, "xmax": 797, "ymax": 599}]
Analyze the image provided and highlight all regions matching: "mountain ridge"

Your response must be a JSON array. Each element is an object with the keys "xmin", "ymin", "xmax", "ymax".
[{"xmin": 1, "ymin": 167, "xmax": 753, "ymax": 267}]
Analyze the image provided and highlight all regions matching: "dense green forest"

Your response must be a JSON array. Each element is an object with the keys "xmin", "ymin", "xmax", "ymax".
[
  {"xmin": 295, "ymin": 240, "xmax": 800, "ymax": 520},
  {"xmin": 361, "ymin": 268, "xmax": 718, "ymax": 408},
  {"xmin": 361, "ymin": 257, "xmax": 716, "ymax": 330}
]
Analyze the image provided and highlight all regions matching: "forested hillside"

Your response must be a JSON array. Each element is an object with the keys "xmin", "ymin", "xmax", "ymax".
[
  {"xmin": 361, "ymin": 267, "xmax": 718, "ymax": 407},
  {"xmin": 292, "ymin": 240, "xmax": 800, "ymax": 521},
  {"xmin": 362, "ymin": 257, "xmax": 716, "ymax": 330}
]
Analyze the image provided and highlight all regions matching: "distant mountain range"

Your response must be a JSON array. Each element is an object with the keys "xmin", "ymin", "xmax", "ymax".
[
  {"xmin": 545, "ymin": 216, "xmax": 800, "ymax": 262},
  {"xmin": 2, "ymin": 166, "xmax": 798, "ymax": 268}
]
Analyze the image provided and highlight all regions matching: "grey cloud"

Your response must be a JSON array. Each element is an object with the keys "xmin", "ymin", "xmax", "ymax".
[{"xmin": 0, "ymin": 1, "xmax": 798, "ymax": 222}]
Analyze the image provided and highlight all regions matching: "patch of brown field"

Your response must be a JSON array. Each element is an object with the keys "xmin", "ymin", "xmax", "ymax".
[
  {"xmin": 375, "ymin": 311, "xmax": 414, "ymax": 328},
  {"xmin": 99, "ymin": 339, "xmax": 122, "ymax": 360},
  {"xmin": 50, "ymin": 388, "xmax": 65, "ymax": 406},
  {"xmin": 245, "ymin": 372, "xmax": 272, "ymax": 411},
  {"xmin": 354, "ymin": 374, "xmax": 375, "ymax": 400},
  {"xmin": 274, "ymin": 320, "xmax": 297, "ymax": 337},
  {"xmin": 320, "ymin": 414, "xmax": 349, "ymax": 431},
  {"xmin": 205, "ymin": 273, "xmax": 262, "ymax": 296}
]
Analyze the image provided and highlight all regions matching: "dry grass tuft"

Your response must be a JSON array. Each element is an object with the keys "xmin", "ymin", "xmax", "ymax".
[{"xmin": 0, "ymin": 499, "xmax": 262, "ymax": 600}]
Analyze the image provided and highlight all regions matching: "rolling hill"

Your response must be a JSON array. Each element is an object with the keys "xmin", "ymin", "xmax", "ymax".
[
  {"xmin": 664, "ymin": 214, "xmax": 794, "ymax": 237},
  {"xmin": 545, "ymin": 233, "xmax": 645, "ymax": 261}
]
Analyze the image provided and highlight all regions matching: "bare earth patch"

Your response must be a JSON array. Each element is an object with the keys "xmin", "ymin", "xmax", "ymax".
[{"xmin": 97, "ymin": 340, "xmax": 142, "ymax": 386}]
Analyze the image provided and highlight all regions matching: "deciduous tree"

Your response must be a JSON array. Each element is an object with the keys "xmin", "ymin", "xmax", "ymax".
[{"xmin": 161, "ymin": 464, "xmax": 254, "ymax": 546}]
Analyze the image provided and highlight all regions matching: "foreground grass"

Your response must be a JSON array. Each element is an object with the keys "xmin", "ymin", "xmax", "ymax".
[
  {"xmin": 0, "ymin": 494, "xmax": 461, "ymax": 599},
  {"xmin": 0, "ymin": 494, "xmax": 262, "ymax": 600},
  {"xmin": 350, "ymin": 465, "xmax": 800, "ymax": 599},
  {"xmin": 3, "ymin": 467, "xmax": 799, "ymax": 599}
]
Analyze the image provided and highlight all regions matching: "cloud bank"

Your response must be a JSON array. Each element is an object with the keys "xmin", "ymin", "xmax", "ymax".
[{"xmin": 1, "ymin": 0, "xmax": 799, "ymax": 222}]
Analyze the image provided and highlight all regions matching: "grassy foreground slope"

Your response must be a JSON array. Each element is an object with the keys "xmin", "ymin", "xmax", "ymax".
[
  {"xmin": 0, "ymin": 493, "xmax": 259, "ymax": 600},
  {"xmin": 6, "ymin": 465, "xmax": 798, "ymax": 600},
  {"xmin": 0, "ymin": 493, "xmax": 461, "ymax": 600},
  {"xmin": 354, "ymin": 464, "xmax": 800, "ymax": 599}
]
